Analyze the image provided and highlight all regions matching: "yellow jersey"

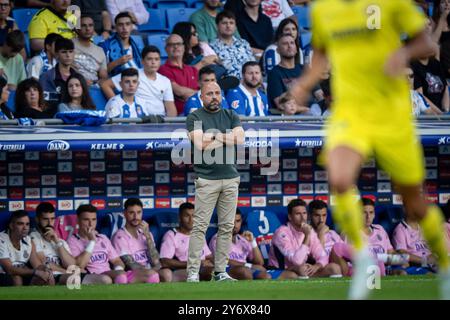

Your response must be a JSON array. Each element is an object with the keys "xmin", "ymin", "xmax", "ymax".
[
  {"xmin": 311, "ymin": 0, "xmax": 426, "ymax": 119},
  {"xmin": 28, "ymin": 8, "xmax": 76, "ymax": 40}
]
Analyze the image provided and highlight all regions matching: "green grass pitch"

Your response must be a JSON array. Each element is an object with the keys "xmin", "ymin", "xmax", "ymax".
[{"xmin": 0, "ymin": 275, "xmax": 440, "ymax": 300}]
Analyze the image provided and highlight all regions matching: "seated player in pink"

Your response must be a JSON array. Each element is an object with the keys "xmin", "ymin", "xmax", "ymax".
[
  {"xmin": 159, "ymin": 202, "xmax": 214, "ymax": 282},
  {"xmin": 391, "ymin": 212, "xmax": 437, "ymax": 275},
  {"xmin": 444, "ymin": 200, "xmax": 450, "ymax": 253},
  {"xmin": 268, "ymin": 199, "xmax": 342, "ymax": 278},
  {"xmin": 112, "ymin": 198, "xmax": 172, "ymax": 283},
  {"xmin": 209, "ymin": 209, "xmax": 272, "ymax": 280},
  {"xmin": 330, "ymin": 198, "xmax": 408, "ymax": 276},
  {"xmin": 308, "ymin": 200, "xmax": 344, "ymax": 258},
  {"xmin": 68, "ymin": 204, "xmax": 143, "ymax": 284}
]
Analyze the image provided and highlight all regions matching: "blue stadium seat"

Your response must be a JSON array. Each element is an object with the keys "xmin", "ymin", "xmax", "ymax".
[
  {"xmin": 150, "ymin": 211, "xmax": 179, "ymax": 250},
  {"xmin": 89, "ymin": 86, "xmax": 108, "ymax": 111},
  {"xmin": 92, "ymin": 35, "xmax": 104, "ymax": 45},
  {"xmin": 300, "ymin": 31, "xmax": 312, "ymax": 50},
  {"xmin": 166, "ymin": 8, "xmax": 197, "ymax": 31},
  {"xmin": 147, "ymin": 33, "xmax": 169, "ymax": 60},
  {"xmin": 193, "ymin": 1, "xmax": 204, "ymax": 9},
  {"xmin": 6, "ymin": 90, "xmax": 15, "ymax": 113},
  {"xmin": 243, "ymin": 210, "xmax": 281, "ymax": 263},
  {"xmin": 131, "ymin": 35, "xmax": 145, "ymax": 52},
  {"xmin": 24, "ymin": 31, "xmax": 31, "ymax": 57},
  {"xmin": 156, "ymin": 0, "xmax": 188, "ymax": 9},
  {"xmin": 139, "ymin": 9, "xmax": 168, "ymax": 34},
  {"xmin": 99, "ymin": 212, "xmax": 125, "ymax": 239},
  {"xmin": 12, "ymin": 8, "xmax": 39, "ymax": 32},
  {"xmin": 291, "ymin": 5, "xmax": 311, "ymax": 30}
]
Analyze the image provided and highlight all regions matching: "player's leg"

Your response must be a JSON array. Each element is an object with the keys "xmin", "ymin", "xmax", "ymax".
[
  {"xmin": 81, "ymin": 274, "xmax": 113, "ymax": 285},
  {"xmin": 227, "ymin": 266, "xmax": 252, "ymax": 280},
  {"xmin": 158, "ymin": 267, "xmax": 173, "ymax": 282},
  {"xmin": 102, "ymin": 270, "xmax": 128, "ymax": 284},
  {"xmin": 126, "ymin": 269, "xmax": 160, "ymax": 284},
  {"xmin": 329, "ymin": 244, "xmax": 352, "ymax": 276},
  {"xmin": 327, "ymin": 146, "xmax": 366, "ymax": 251},
  {"xmin": 276, "ymin": 270, "xmax": 298, "ymax": 280},
  {"xmin": 311, "ymin": 263, "xmax": 342, "ymax": 277},
  {"xmin": 171, "ymin": 269, "xmax": 187, "ymax": 282},
  {"xmin": 199, "ymin": 265, "xmax": 214, "ymax": 281}
]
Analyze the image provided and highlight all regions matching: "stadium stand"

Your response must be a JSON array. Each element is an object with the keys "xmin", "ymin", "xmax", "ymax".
[
  {"xmin": 156, "ymin": 0, "xmax": 188, "ymax": 9},
  {"xmin": 166, "ymin": 8, "xmax": 197, "ymax": 31},
  {"xmin": 89, "ymin": 86, "xmax": 108, "ymax": 111},
  {"xmin": 147, "ymin": 33, "xmax": 169, "ymax": 60},
  {"xmin": 12, "ymin": 8, "xmax": 39, "ymax": 32},
  {"xmin": 138, "ymin": 9, "xmax": 168, "ymax": 34}
]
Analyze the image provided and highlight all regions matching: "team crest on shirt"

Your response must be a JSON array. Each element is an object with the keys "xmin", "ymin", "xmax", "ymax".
[
  {"xmin": 377, "ymin": 234, "xmax": 382, "ymax": 241},
  {"xmin": 231, "ymin": 101, "xmax": 239, "ymax": 109},
  {"xmin": 23, "ymin": 251, "xmax": 29, "ymax": 259}
]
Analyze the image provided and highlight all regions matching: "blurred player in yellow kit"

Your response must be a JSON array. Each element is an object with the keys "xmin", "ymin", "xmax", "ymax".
[{"xmin": 290, "ymin": 0, "xmax": 450, "ymax": 299}]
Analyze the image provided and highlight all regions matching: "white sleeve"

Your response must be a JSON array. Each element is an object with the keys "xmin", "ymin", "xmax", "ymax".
[
  {"xmin": 105, "ymin": 97, "xmax": 121, "ymax": 118},
  {"xmin": 62, "ymin": 240, "xmax": 72, "ymax": 255},
  {"xmin": 281, "ymin": 0, "xmax": 294, "ymax": 17},
  {"xmin": 0, "ymin": 239, "xmax": 9, "ymax": 260},
  {"xmin": 162, "ymin": 77, "xmax": 175, "ymax": 102},
  {"xmin": 106, "ymin": 0, "xmax": 120, "ymax": 26},
  {"xmin": 26, "ymin": 56, "xmax": 43, "ymax": 79},
  {"xmin": 134, "ymin": 1, "xmax": 150, "ymax": 25},
  {"xmin": 31, "ymin": 235, "xmax": 44, "ymax": 253}
]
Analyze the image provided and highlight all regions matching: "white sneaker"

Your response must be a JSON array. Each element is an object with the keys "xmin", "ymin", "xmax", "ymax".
[
  {"xmin": 213, "ymin": 272, "xmax": 237, "ymax": 281},
  {"xmin": 439, "ymin": 268, "xmax": 450, "ymax": 300},
  {"xmin": 349, "ymin": 248, "xmax": 375, "ymax": 300},
  {"xmin": 297, "ymin": 275, "xmax": 309, "ymax": 280},
  {"xmin": 186, "ymin": 274, "xmax": 199, "ymax": 283}
]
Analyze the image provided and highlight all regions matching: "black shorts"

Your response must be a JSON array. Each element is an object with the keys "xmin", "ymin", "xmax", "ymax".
[{"xmin": 0, "ymin": 274, "xmax": 33, "ymax": 286}]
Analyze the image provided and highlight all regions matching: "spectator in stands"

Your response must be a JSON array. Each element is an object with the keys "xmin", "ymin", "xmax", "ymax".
[
  {"xmin": 226, "ymin": 61, "xmax": 268, "ymax": 116},
  {"xmin": 235, "ymin": 0, "xmax": 273, "ymax": 59},
  {"xmin": 269, "ymin": 199, "xmax": 341, "ymax": 278},
  {"xmin": 0, "ymin": 30, "xmax": 26, "ymax": 89},
  {"xmin": 432, "ymin": 0, "xmax": 450, "ymax": 78},
  {"xmin": 0, "ymin": 0, "xmax": 18, "ymax": 47},
  {"xmin": 0, "ymin": 76, "xmax": 13, "ymax": 119},
  {"xmin": 99, "ymin": 12, "xmax": 142, "ymax": 77},
  {"xmin": 159, "ymin": 34, "xmax": 199, "ymax": 115},
  {"xmin": 73, "ymin": 15, "xmax": 108, "ymax": 85},
  {"xmin": 308, "ymin": 200, "xmax": 344, "ymax": 258},
  {"xmin": 0, "ymin": 210, "xmax": 55, "ymax": 287},
  {"xmin": 72, "ymin": 0, "xmax": 112, "ymax": 39},
  {"xmin": 407, "ymin": 67, "xmax": 442, "ymax": 116},
  {"xmin": 391, "ymin": 209, "xmax": 438, "ymax": 275},
  {"xmin": 209, "ymin": 11, "xmax": 255, "ymax": 79},
  {"xmin": 184, "ymin": 66, "xmax": 229, "ymax": 115},
  {"xmin": 28, "ymin": 0, "xmax": 76, "ymax": 53},
  {"xmin": 105, "ymin": 68, "xmax": 148, "ymax": 119},
  {"xmin": 261, "ymin": 0, "xmax": 295, "ymax": 29},
  {"xmin": 190, "ymin": 0, "xmax": 240, "ymax": 43},
  {"xmin": 267, "ymin": 34, "xmax": 306, "ymax": 111},
  {"xmin": 278, "ymin": 91, "xmax": 310, "ymax": 116},
  {"xmin": 67, "ymin": 204, "xmax": 128, "ymax": 284},
  {"xmin": 27, "ymin": 33, "xmax": 63, "ymax": 80},
  {"xmin": 330, "ymin": 198, "xmax": 407, "ymax": 276},
  {"xmin": 57, "ymin": 73, "xmax": 96, "ymax": 112},
  {"xmin": 172, "ymin": 22, "xmax": 222, "ymax": 73},
  {"xmin": 263, "ymin": 18, "xmax": 303, "ymax": 76},
  {"xmin": 112, "ymin": 198, "xmax": 171, "ymax": 283},
  {"xmin": 30, "ymin": 202, "xmax": 111, "ymax": 285},
  {"xmin": 40, "ymin": 38, "xmax": 80, "ymax": 109},
  {"xmin": 411, "ymin": 51, "xmax": 450, "ymax": 113},
  {"xmin": 101, "ymin": 45, "xmax": 177, "ymax": 117},
  {"xmin": 15, "ymin": 78, "xmax": 55, "ymax": 118},
  {"xmin": 209, "ymin": 209, "xmax": 271, "ymax": 280},
  {"xmin": 105, "ymin": 0, "xmax": 149, "ymax": 27},
  {"xmin": 160, "ymin": 202, "xmax": 214, "ymax": 282}
]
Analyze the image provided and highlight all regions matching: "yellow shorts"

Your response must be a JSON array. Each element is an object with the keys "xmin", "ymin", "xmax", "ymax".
[{"xmin": 321, "ymin": 109, "xmax": 425, "ymax": 186}]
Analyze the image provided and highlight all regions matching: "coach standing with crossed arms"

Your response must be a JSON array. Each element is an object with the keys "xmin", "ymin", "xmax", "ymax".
[{"xmin": 186, "ymin": 81, "xmax": 244, "ymax": 282}]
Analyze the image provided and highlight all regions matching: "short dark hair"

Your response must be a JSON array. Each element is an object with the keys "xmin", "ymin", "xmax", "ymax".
[
  {"xmin": 115, "ymin": 11, "xmax": 134, "ymax": 25},
  {"xmin": 76, "ymin": 204, "xmax": 97, "ymax": 216},
  {"xmin": 9, "ymin": 210, "xmax": 29, "ymax": 225},
  {"xmin": 44, "ymin": 33, "xmax": 64, "ymax": 49},
  {"xmin": 55, "ymin": 38, "xmax": 74, "ymax": 52},
  {"xmin": 216, "ymin": 10, "xmax": 235, "ymax": 25},
  {"xmin": 287, "ymin": 199, "xmax": 307, "ymax": 215},
  {"xmin": 36, "ymin": 202, "xmax": 55, "ymax": 218},
  {"xmin": 80, "ymin": 14, "xmax": 94, "ymax": 22},
  {"xmin": 142, "ymin": 45, "xmax": 160, "ymax": 59},
  {"xmin": 198, "ymin": 66, "xmax": 216, "ymax": 80},
  {"xmin": 242, "ymin": 61, "xmax": 260, "ymax": 75},
  {"xmin": 5, "ymin": 30, "xmax": 25, "ymax": 52},
  {"xmin": 121, "ymin": 67, "xmax": 139, "ymax": 79},
  {"xmin": 124, "ymin": 198, "xmax": 143, "ymax": 210},
  {"xmin": 308, "ymin": 200, "xmax": 328, "ymax": 215},
  {"xmin": 236, "ymin": 208, "xmax": 242, "ymax": 216},
  {"xmin": 179, "ymin": 202, "xmax": 194, "ymax": 216},
  {"xmin": 361, "ymin": 197, "xmax": 375, "ymax": 207}
]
